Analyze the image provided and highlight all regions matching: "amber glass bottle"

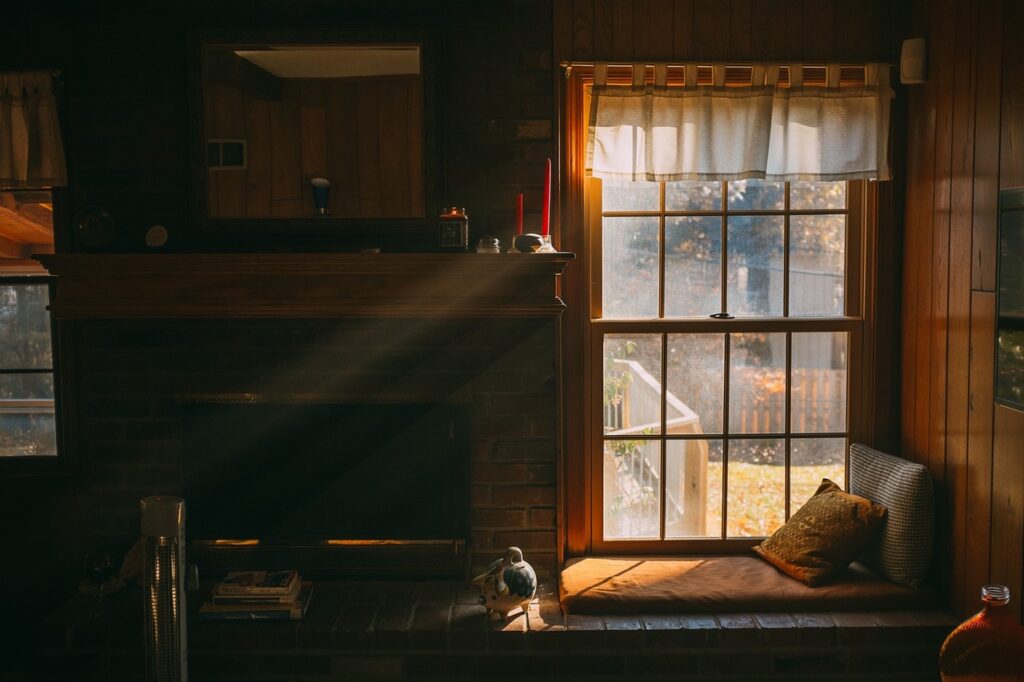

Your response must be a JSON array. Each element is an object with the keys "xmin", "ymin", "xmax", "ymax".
[{"xmin": 939, "ymin": 585, "xmax": 1024, "ymax": 681}]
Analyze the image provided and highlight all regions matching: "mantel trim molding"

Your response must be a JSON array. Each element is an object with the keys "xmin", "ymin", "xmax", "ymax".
[{"xmin": 37, "ymin": 253, "xmax": 574, "ymax": 319}]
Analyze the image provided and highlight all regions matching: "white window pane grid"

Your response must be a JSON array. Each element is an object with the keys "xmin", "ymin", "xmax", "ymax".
[
  {"xmin": 599, "ymin": 180, "xmax": 847, "ymax": 320},
  {"xmin": 601, "ymin": 329, "xmax": 849, "ymax": 541}
]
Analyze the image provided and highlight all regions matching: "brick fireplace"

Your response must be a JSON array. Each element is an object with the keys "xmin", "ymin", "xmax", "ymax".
[{"xmin": 41, "ymin": 253, "xmax": 571, "ymax": 579}]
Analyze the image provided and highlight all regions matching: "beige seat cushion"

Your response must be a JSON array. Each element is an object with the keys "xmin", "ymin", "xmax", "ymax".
[{"xmin": 560, "ymin": 555, "xmax": 936, "ymax": 614}]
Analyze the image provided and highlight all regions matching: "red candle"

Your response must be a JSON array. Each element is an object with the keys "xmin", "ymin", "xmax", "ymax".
[
  {"xmin": 541, "ymin": 158, "xmax": 551, "ymax": 236},
  {"xmin": 516, "ymin": 192, "xmax": 524, "ymax": 235}
]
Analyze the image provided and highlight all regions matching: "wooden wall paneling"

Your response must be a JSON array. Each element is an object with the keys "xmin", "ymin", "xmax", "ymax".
[
  {"xmin": 299, "ymin": 83, "xmax": 328, "ymax": 218},
  {"xmin": 378, "ymin": 79, "xmax": 411, "ymax": 218},
  {"xmin": 900, "ymin": 1, "xmax": 925, "ymax": 459},
  {"xmin": 965, "ymin": 290, "xmax": 995, "ymax": 608},
  {"xmin": 671, "ymin": 0, "xmax": 694, "ymax": 60},
  {"xmin": 971, "ymin": 0, "xmax": 1003, "ymax": 292},
  {"xmin": 326, "ymin": 81, "xmax": 361, "ymax": 218},
  {"xmin": 750, "ymin": 0, "xmax": 784, "ymax": 61},
  {"xmin": 927, "ymin": 0, "xmax": 954, "ymax": 489},
  {"xmin": 905, "ymin": 0, "xmax": 929, "ymax": 462},
  {"xmin": 693, "ymin": 0, "xmax": 729, "ymax": 60},
  {"xmin": 836, "ymin": 0, "xmax": 872, "ymax": 62},
  {"xmin": 357, "ymin": 80, "xmax": 382, "ymax": 217},
  {"xmin": 910, "ymin": 7, "xmax": 937, "ymax": 471},
  {"xmin": 245, "ymin": 96, "xmax": 272, "ymax": 218},
  {"xmin": 635, "ymin": 0, "xmax": 675, "ymax": 61},
  {"xmin": 592, "ymin": 0, "xmax": 614, "ymax": 60},
  {"xmin": 611, "ymin": 0, "xmax": 635, "ymax": 60},
  {"xmin": 570, "ymin": 0, "xmax": 595, "ymax": 60},
  {"xmin": 269, "ymin": 80, "xmax": 302, "ymax": 217},
  {"xmin": 728, "ymin": 0, "xmax": 753, "ymax": 61},
  {"xmin": 927, "ymin": 0, "xmax": 955, "ymax": 599},
  {"xmin": 782, "ymin": 0, "xmax": 804, "ymax": 62},
  {"xmin": 991, "ymin": 404, "xmax": 1024, "ymax": 622},
  {"xmin": 1000, "ymin": 0, "xmax": 1024, "ymax": 190},
  {"xmin": 945, "ymin": 0, "xmax": 978, "ymax": 615},
  {"xmin": 799, "ymin": 0, "xmax": 834, "ymax": 60},
  {"xmin": 407, "ymin": 79, "xmax": 425, "ymax": 217}
]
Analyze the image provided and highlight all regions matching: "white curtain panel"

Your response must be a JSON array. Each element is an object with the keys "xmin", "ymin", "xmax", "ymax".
[
  {"xmin": 0, "ymin": 71, "xmax": 68, "ymax": 188},
  {"xmin": 587, "ymin": 63, "xmax": 892, "ymax": 182}
]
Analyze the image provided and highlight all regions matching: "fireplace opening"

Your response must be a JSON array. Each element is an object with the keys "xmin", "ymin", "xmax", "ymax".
[{"xmin": 180, "ymin": 401, "xmax": 469, "ymax": 577}]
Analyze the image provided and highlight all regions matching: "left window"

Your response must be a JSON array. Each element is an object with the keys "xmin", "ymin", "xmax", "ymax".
[
  {"xmin": 0, "ymin": 277, "xmax": 57, "ymax": 457},
  {"xmin": 1, "ymin": 189, "xmax": 60, "ymax": 462}
]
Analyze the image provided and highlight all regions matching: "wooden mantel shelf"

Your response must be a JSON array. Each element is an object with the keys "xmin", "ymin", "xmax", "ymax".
[{"xmin": 36, "ymin": 253, "xmax": 574, "ymax": 319}]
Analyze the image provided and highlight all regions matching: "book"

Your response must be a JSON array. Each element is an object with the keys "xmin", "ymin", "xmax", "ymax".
[
  {"xmin": 214, "ymin": 569, "xmax": 299, "ymax": 596},
  {"xmin": 200, "ymin": 581, "xmax": 313, "ymax": 621},
  {"xmin": 211, "ymin": 577, "xmax": 301, "ymax": 604}
]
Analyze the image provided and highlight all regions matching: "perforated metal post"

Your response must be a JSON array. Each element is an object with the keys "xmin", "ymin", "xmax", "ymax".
[{"xmin": 141, "ymin": 495, "xmax": 188, "ymax": 682}]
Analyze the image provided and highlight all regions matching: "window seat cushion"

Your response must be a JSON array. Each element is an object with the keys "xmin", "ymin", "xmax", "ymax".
[{"xmin": 559, "ymin": 555, "xmax": 938, "ymax": 614}]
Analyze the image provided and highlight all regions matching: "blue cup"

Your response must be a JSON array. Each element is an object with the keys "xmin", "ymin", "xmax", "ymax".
[{"xmin": 310, "ymin": 177, "xmax": 331, "ymax": 215}]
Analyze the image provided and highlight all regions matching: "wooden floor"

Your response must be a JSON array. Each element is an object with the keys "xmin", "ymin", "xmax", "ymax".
[{"xmin": 29, "ymin": 580, "xmax": 955, "ymax": 681}]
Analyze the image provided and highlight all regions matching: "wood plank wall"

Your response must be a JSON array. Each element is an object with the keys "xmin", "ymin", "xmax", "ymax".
[
  {"xmin": 563, "ymin": 0, "xmax": 894, "ymax": 62},
  {"xmin": 902, "ymin": 0, "xmax": 1024, "ymax": 620},
  {"xmin": 205, "ymin": 52, "xmax": 424, "ymax": 220}
]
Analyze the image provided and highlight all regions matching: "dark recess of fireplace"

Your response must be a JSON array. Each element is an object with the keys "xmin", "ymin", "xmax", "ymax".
[{"xmin": 181, "ymin": 402, "xmax": 469, "ymax": 578}]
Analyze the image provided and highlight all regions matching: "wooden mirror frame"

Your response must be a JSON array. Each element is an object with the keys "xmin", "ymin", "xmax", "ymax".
[{"xmin": 187, "ymin": 27, "xmax": 440, "ymax": 237}]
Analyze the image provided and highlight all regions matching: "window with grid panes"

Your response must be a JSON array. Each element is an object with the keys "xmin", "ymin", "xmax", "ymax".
[
  {"xmin": 591, "ymin": 177, "xmax": 861, "ymax": 546},
  {"xmin": 0, "ymin": 276, "xmax": 58, "ymax": 458}
]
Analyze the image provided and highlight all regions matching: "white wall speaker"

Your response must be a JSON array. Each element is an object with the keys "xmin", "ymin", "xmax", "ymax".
[{"xmin": 901, "ymin": 37, "xmax": 926, "ymax": 84}]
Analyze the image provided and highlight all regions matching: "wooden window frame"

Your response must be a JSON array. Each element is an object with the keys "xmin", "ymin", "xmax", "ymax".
[{"xmin": 559, "ymin": 66, "xmax": 886, "ymax": 557}]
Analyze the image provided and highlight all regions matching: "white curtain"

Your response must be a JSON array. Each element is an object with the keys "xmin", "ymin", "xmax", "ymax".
[
  {"xmin": 0, "ymin": 71, "xmax": 68, "ymax": 188},
  {"xmin": 587, "ymin": 63, "xmax": 892, "ymax": 182}
]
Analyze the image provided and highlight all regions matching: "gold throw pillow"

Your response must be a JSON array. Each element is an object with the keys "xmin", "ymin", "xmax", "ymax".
[{"xmin": 753, "ymin": 479, "xmax": 887, "ymax": 587}]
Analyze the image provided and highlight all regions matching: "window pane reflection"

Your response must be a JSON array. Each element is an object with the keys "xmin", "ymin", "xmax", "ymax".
[
  {"xmin": 604, "ymin": 334, "xmax": 662, "ymax": 435},
  {"xmin": 603, "ymin": 439, "xmax": 661, "ymax": 539},
  {"xmin": 603, "ymin": 217, "xmax": 660, "ymax": 318},
  {"xmin": 727, "ymin": 438, "xmax": 785, "ymax": 537}
]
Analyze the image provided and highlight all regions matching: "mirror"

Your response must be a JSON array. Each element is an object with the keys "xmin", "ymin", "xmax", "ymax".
[{"xmin": 191, "ymin": 30, "xmax": 437, "ymax": 233}]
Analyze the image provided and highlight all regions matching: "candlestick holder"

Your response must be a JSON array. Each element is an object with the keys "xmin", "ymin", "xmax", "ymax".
[{"xmin": 536, "ymin": 234, "xmax": 556, "ymax": 253}]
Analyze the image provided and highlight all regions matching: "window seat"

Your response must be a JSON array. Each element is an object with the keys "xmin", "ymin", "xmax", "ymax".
[{"xmin": 560, "ymin": 556, "xmax": 938, "ymax": 614}]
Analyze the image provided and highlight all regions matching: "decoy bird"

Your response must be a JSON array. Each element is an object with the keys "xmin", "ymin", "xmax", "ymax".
[{"xmin": 473, "ymin": 546, "xmax": 538, "ymax": 620}]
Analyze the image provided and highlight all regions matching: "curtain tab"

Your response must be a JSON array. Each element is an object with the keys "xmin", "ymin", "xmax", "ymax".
[
  {"xmin": 684, "ymin": 64, "xmax": 699, "ymax": 88},
  {"xmin": 865, "ymin": 63, "xmax": 889, "ymax": 87},
  {"xmin": 594, "ymin": 63, "xmax": 608, "ymax": 86},
  {"xmin": 788, "ymin": 63, "xmax": 804, "ymax": 87},
  {"xmin": 712, "ymin": 63, "xmax": 726, "ymax": 87},
  {"xmin": 826, "ymin": 63, "xmax": 841, "ymax": 88},
  {"xmin": 751, "ymin": 64, "xmax": 766, "ymax": 87},
  {"xmin": 631, "ymin": 63, "xmax": 645, "ymax": 88},
  {"xmin": 654, "ymin": 64, "xmax": 668, "ymax": 87},
  {"xmin": 766, "ymin": 64, "xmax": 781, "ymax": 86}
]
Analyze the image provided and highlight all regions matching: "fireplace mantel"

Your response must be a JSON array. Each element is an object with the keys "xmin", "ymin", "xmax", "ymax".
[{"xmin": 37, "ymin": 252, "xmax": 574, "ymax": 319}]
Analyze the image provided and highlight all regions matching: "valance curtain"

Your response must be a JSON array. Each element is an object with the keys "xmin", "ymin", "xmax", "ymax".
[
  {"xmin": 0, "ymin": 71, "xmax": 67, "ymax": 189},
  {"xmin": 587, "ymin": 63, "xmax": 892, "ymax": 182}
]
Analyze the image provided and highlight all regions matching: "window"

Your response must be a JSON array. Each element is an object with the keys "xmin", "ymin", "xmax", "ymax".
[
  {"xmin": 588, "ymin": 177, "xmax": 863, "ymax": 550},
  {"xmin": 0, "ymin": 276, "xmax": 58, "ymax": 458},
  {"xmin": 1, "ymin": 187, "xmax": 66, "ymax": 471}
]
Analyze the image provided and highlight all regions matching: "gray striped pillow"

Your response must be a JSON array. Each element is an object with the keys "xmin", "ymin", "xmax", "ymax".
[{"xmin": 849, "ymin": 443, "xmax": 934, "ymax": 588}]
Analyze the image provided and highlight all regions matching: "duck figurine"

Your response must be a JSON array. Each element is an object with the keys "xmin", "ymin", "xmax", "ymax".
[{"xmin": 473, "ymin": 546, "xmax": 537, "ymax": 620}]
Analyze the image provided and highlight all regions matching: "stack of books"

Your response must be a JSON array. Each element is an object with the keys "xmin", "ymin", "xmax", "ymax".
[{"xmin": 199, "ymin": 569, "xmax": 312, "ymax": 621}]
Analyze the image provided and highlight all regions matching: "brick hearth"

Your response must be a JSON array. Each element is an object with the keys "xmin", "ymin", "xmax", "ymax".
[{"xmin": 32, "ymin": 581, "xmax": 953, "ymax": 681}]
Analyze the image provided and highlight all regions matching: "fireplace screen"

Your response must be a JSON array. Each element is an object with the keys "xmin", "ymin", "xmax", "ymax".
[{"xmin": 181, "ymin": 402, "xmax": 468, "ymax": 546}]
